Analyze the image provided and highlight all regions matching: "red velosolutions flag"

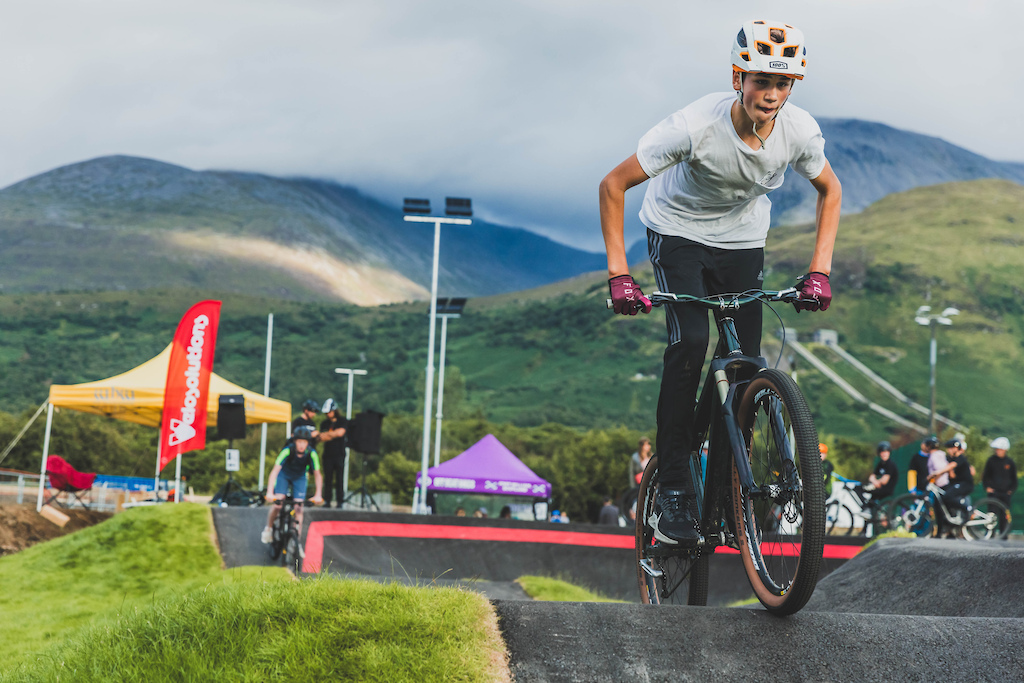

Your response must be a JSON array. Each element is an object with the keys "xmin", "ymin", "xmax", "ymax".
[{"xmin": 158, "ymin": 300, "xmax": 222, "ymax": 471}]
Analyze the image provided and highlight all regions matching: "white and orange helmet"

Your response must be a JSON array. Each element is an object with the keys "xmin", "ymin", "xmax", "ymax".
[{"xmin": 731, "ymin": 20, "xmax": 806, "ymax": 80}]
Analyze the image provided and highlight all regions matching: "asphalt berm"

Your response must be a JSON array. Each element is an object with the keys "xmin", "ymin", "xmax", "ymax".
[{"xmin": 210, "ymin": 509, "xmax": 1024, "ymax": 680}]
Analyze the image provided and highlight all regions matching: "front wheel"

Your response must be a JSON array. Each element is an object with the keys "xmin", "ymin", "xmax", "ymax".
[
  {"xmin": 285, "ymin": 532, "xmax": 302, "ymax": 573},
  {"xmin": 635, "ymin": 455, "xmax": 709, "ymax": 605},
  {"xmin": 963, "ymin": 498, "xmax": 1011, "ymax": 540},
  {"xmin": 732, "ymin": 369, "xmax": 824, "ymax": 616},
  {"xmin": 888, "ymin": 493, "xmax": 934, "ymax": 537},
  {"xmin": 825, "ymin": 500, "xmax": 855, "ymax": 536}
]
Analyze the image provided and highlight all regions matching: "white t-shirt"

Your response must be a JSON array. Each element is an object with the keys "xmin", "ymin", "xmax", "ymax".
[{"xmin": 636, "ymin": 92, "xmax": 827, "ymax": 249}]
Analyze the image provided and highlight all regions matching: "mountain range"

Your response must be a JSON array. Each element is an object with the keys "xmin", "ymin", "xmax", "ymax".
[{"xmin": 1, "ymin": 119, "xmax": 1023, "ymax": 303}]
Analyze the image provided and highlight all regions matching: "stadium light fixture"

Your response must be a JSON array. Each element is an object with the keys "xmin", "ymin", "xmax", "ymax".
[{"xmin": 403, "ymin": 198, "xmax": 472, "ymax": 514}]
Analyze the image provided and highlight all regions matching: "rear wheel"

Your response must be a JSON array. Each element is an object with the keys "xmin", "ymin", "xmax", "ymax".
[
  {"xmin": 732, "ymin": 369, "xmax": 824, "ymax": 616},
  {"xmin": 635, "ymin": 456, "xmax": 709, "ymax": 605},
  {"xmin": 888, "ymin": 493, "xmax": 932, "ymax": 537},
  {"xmin": 825, "ymin": 500, "xmax": 855, "ymax": 536},
  {"xmin": 963, "ymin": 498, "xmax": 1011, "ymax": 540}
]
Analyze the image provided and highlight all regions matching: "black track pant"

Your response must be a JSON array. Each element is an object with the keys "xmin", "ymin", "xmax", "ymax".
[
  {"xmin": 648, "ymin": 229, "xmax": 765, "ymax": 491},
  {"xmin": 322, "ymin": 452, "xmax": 345, "ymax": 507}
]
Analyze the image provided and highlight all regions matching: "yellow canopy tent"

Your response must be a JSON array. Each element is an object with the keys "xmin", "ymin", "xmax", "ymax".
[
  {"xmin": 37, "ymin": 344, "xmax": 291, "ymax": 509},
  {"xmin": 46, "ymin": 344, "xmax": 291, "ymax": 427}
]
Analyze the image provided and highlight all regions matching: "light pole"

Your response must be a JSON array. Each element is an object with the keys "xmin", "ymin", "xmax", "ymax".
[
  {"xmin": 404, "ymin": 197, "xmax": 472, "ymax": 514},
  {"xmin": 433, "ymin": 297, "xmax": 467, "ymax": 468},
  {"xmin": 914, "ymin": 305, "xmax": 959, "ymax": 434},
  {"xmin": 334, "ymin": 367, "xmax": 367, "ymax": 500}
]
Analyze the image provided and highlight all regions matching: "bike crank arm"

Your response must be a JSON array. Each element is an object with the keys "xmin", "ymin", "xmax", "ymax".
[{"xmin": 639, "ymin": 559, "xmax": 663, "ymax": 578}]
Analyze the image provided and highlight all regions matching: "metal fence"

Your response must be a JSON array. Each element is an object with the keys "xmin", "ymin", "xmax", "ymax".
[{"xmin": 0, "ymin": 470, "xmax": 40, "ymax": 505}]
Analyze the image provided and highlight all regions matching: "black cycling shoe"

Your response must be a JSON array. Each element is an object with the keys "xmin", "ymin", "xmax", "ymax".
[{"xmin": 651, "ymin": 488, "xmax": 703, "ymax": 546}]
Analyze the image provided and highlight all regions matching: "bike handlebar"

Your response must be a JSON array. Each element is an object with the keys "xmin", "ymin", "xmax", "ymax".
[{"xmin": 606, "ymin": 288, "xmax": 801, "ymax": 312}]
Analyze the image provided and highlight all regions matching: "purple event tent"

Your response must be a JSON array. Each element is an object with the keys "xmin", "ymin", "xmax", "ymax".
[{"xmin": 422, "ymin": 434, "xmax": 551, "ymax": 498}]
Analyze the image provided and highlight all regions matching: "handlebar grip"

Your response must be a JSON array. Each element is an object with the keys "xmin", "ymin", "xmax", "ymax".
[{"xmin": 606, "ymin": 298, "xmax": 613, "ymax": 309}]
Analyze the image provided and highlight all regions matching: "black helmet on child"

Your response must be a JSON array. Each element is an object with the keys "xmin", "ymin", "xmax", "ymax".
[
  {"xmin": 923, "ymin": 435, "xmax": 939, "ymax": 449},
  {"xmin": 293, "ymin": 425, "xmax": 316, "ymax": 441},
  {"xmin": 302, "ymin": 399, "xmax": 319, "ymax": 413},
  {"xmin": 945, "ymin": 438, "xmax": 965, "ymax": 451},
  {"xmin": 877, "ymin": 441, "xmax": 891, "ymax": 453}
]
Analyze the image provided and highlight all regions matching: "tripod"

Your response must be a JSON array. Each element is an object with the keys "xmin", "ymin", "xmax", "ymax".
[
  {"xmin": 342, "ymin": 450, "xmax": 380, "ymax": 511},
  {"xmin": 210, "ymin": 439, "xmax": 258, "ymax": 507}
]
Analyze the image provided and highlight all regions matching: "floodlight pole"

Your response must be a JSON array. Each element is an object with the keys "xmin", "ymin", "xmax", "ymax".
[
  {"xmin": 258, "ymin": 313, "xmax": 274, "ymax": 493},
  {"xmin": 915, "ymin": 306, "xmax": 958, "ymax": 434},
  {"xmin": 405, "ymin": 214, "xmax": 471, "ymax": 514},
  {"xmin": 335, "ymin": 367, "xmax": 367, "ymax": 499},
  {"xmin": 433, "ymin": 314, "xmax": 452, "ymax": 468}
]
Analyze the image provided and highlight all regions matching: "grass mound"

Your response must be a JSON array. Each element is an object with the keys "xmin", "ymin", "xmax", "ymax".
[
  {"xmin": 516, "ymin": 575, "xmax": 624, "ymax": 602},
  {"xmin": 10, "ymin": 576, "xmax": 508, "ymax": 682},
  {"xmin": 0, "ymin": 503, "xmax": 290, "ymax": 668}
]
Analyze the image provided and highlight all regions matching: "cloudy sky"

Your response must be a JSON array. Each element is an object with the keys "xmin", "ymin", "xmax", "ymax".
[{"xmin": 0, "ymin": 1, "xmax": 1018, "ymax": 250}]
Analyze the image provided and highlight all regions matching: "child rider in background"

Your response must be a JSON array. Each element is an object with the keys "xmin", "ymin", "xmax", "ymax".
[
  {"xmin": 600, "ymin": 19, "xmax": 841, "ymax": 545},
  {"xmin": 261, "ymin": 425, "xmax": 324, "ymax": 545}
]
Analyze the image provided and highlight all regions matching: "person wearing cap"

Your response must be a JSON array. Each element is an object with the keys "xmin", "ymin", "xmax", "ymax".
[
  {"xmin": 930, "ymin": 438, "xmax": 974, "ymax": 531},
  {"xmin": 317, "ymin": 398, "xmax": 349, "ymax": 508},
  {"xmin": 600, "ymin": 19, "xmax": 841, "ymax": 547},
  {"xmin": 983, "ymin": 437, "xmax": 1017, "ymax": 532}
]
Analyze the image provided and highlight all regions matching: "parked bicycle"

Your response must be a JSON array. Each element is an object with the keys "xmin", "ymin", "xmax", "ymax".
[
  {"xmin": 825, "ymin": 475, "xmax": 890, "ymax": 537},
  {"xmin": 626, "ymin": 289, "xmax": 825, "ymax": 616},
  {"xmin": 888, "ymin": 482, "xmax": 1011, "ymax": 540},
  {"xmin": 268, "ymin": 494, "xmax": 304, "ymax": 573}
]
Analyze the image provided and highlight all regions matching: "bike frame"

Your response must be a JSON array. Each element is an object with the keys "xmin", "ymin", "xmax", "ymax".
[{"xmin": 688, "ymin": 312, "xmax": 796, "ymax": 550}]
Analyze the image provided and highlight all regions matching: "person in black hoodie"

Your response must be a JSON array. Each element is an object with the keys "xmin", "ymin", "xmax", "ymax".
[{"xmin": 983, "ymin": 437, "xmax": 1017, "ymax": 534}]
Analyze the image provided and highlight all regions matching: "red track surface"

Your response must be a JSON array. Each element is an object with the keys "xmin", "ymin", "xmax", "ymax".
[{"xmin": 302, "ymin": 520, "xmax": 859, "ymax": 573}]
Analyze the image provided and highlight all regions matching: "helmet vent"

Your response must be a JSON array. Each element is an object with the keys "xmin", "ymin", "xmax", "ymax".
[
  {"xmin": 770, "ymin": 28, "xmax": 785, "ymax": 43},
  {"xmin": 782, "ymin": 46, "xmax": 798, "ymax": 58},
  {"xmin": 740, "ymin": 51, "xmax": 750, "ymax": 62},
  {"xmin": 737, "ymin": 29, "xmax": 747, "ymax": 48},
  {"xmin": 756, "ymin": 42, "xmax": 772, "ymax": 56}
]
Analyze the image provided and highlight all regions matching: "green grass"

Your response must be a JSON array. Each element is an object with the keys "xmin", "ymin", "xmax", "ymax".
[
  {"xmin": 9, "ymin": 577, "xmax": 508, "ymax": 683},
  {"xmin": 1, "ymin": 505, "xmax": 509, "ymax": 681},
  {"xmin": 0, "ymin": 504, "xmax": 291, "ymax": 670},
  {"xmin": 515, "ymin": 575, "xmax": 625, "ymax": 602}
]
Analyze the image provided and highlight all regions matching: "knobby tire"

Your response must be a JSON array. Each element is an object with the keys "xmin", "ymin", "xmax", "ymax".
[
  {"xmin": 732, "ymin": 368, "xmax": 824, "ymax": 615},
  {"xmin": 635, "ymin": 455, "xmax": 709, "ymax": 605},
  {"xmin": 964, "ymin": 497, "xmax": 1012, "ymax": 540},
  {"xmin": 825, "ymin": 500, "xmax": 855, "ymax": 536}
]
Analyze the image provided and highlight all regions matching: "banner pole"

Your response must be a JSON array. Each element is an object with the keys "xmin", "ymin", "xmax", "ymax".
[{"xmin": 154, "ymin": 439, "xmax": 162, "ymax": 501}]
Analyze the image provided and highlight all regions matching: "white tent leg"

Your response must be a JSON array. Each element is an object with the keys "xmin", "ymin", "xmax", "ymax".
[
  {"xmin": 35, "ymin": 403, "xmax": 54, "ymax": 512},
  {"xmin": 154, "ymin": 440, "xmax": 162, "ymax": 501}
]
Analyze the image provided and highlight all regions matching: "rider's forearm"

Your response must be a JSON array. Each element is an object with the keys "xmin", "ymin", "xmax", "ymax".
[
  {"xmin": 599, "ymin": 178, "xmax": 630, "ymax": 278},
  {"xmin": 807, "ymin": 166, "xmax": 841, "ymax": 275}
]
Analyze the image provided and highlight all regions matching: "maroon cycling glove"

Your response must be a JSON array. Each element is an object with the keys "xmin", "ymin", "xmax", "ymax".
[
  {"xmin": 793, "ymin": 272, "xmax": 831, "ymax": 312},
  {"xmin": 609, "ymin": 275, "xmax": 652, "ymax": 315}
]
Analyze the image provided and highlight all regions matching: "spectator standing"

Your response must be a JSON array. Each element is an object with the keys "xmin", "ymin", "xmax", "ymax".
[
  {"xmin": 317, "ymin": 398, "xmax": 349, "ymax": 508},
  {"xmin": 908, "ymin": 437, "xmax": 936, "ymax": 494},
  {"xmin": 293, "ymin": 399, "xmax": 320, "ymax": 438},
  {"xmin": 819, "ymin": 443, "xmax": 834, "ymax": 493},
  {"xmin": 630, "ymin": 437, "xmax": 653, "ymax": 487},
  {"xmin": 598, "ymin": 497, "xmax": 621, "ymax": 525},
  {"xmin": 499, "ymin": 505, "xmax": 512, "ymax": 519},
  {"xmin": 927, "ymin": 437, "xmax": 950, "ymax": 488},
  {"xmin": 983, "ymin": 437, "xmax": 1017, "ymax": 523}
]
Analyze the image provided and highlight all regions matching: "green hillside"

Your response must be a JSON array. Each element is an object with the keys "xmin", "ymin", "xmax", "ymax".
[{"xmin": 1, "ymin": 179, "xmax": 1022, "ymax": 465}]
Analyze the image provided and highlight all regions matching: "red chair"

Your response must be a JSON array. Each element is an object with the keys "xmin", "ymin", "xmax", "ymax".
[{"xmin": 44, "ymin": 455, "xmax": 97, "ymax": 509}]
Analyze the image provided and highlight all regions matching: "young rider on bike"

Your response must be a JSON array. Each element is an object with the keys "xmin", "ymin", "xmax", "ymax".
[
  {"xmin": 261, "ymin": 425, "xmax": 324, "ymax": 545},
  {"xmin": 600, "ymin": 20, "xmax": 841, "ymax": 545}
]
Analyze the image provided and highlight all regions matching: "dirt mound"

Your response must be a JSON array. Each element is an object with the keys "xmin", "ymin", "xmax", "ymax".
[{"xmin": 0, "ymin": 504, "xmax": 111, "ymax": 556}]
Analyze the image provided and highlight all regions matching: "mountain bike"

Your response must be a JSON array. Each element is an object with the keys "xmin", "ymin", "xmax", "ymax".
[
  {"xmin": 626, "ymin": 289, "xmax": 825, "ymax": 615},
  {"xmin": 268, "ymin": 494, "xmax": 304, "ymax": 573},
  {"xmin": 825, "ymin": 475, "xmax": 890, "ymax": 537},
  {"xmin": 888, "ymin": 482, "xmax": 1011, "ymax": 540}
]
